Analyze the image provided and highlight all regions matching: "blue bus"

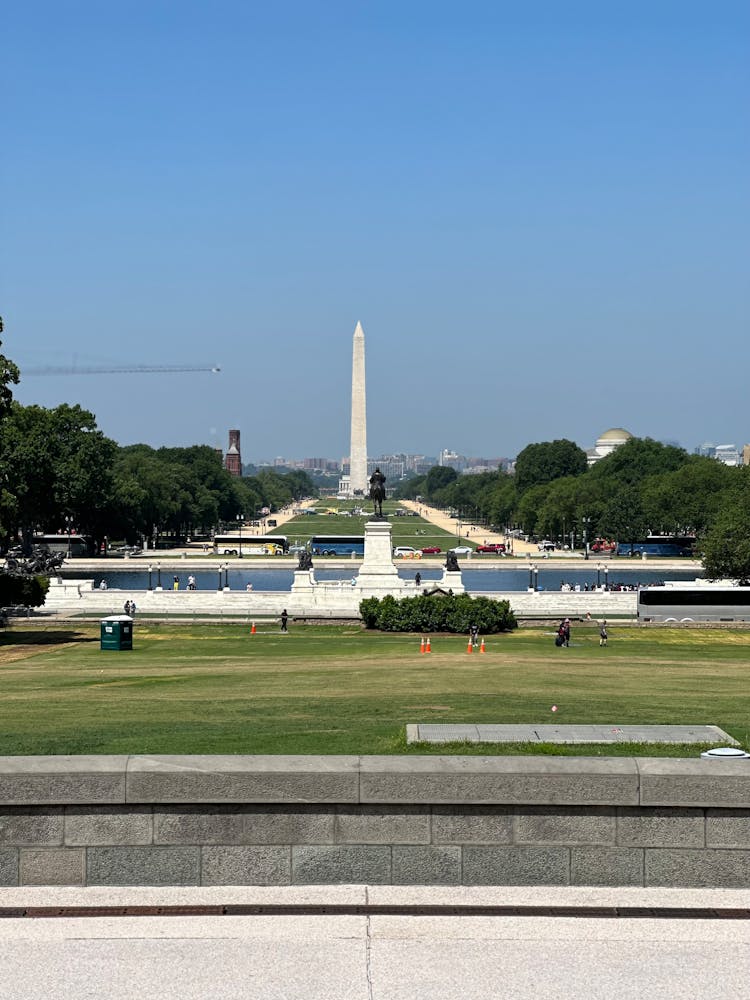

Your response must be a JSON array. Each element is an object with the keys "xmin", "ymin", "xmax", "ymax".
[
  {"xmin": 617, "ymin": 536, "xmax": 695, "ymax": 558},
  {"xmin": 310, "ymin": 535, "xmax": 365, "ymax": 556}
]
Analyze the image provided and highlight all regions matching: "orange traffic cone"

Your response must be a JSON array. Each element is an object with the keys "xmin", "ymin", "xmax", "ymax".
[
  {"xmin": 479, "ymin": 638, "xmax": 486, "ymax": 654},
  {"xmin": 426, "ymin": 637, "xmax": 431, "ymax": 653},
  {"xmin": 251, "ymin": 622, "xmax": 256, "ymax": 634},
  {"xmin": 467, "ymin": 636, "xmax": 473, "ymax": 653},
  {"xmin": 420, "ymin": 637, "xmax": 425, "ymax": 654}
]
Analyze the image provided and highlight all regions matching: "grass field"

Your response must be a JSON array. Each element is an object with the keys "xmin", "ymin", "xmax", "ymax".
[
  {"xmin": 0, "ymin": 622, "xmax": 748, "ymax": 757},
  {"xmin": 277, "ymin": 502, "xmax": 468, "ymax": 554}
]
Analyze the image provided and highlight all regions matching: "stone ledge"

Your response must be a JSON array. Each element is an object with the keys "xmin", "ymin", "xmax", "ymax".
[{"xmin": 0, "ymin": 756, "xmax": 746, "ymax": 808}]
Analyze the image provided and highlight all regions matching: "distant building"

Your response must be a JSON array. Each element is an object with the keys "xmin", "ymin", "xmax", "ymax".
[
  {"xmin": 743, "ymin": 444, "xmax": 750, "ymax": 467},
  {"xmin": 714, "ymin": 444, "xmax": 741, "ymax": 467},
  {"xmin": 438, "ymin": 449, "xmax": 467, "ymax": 471},
  {"xmin": 586, "ymin": 427, "xmax": 633, "ymax": 465},
  {"xmin": 224, "ymin": 430, "xmax": 242, "ymax": 477}
]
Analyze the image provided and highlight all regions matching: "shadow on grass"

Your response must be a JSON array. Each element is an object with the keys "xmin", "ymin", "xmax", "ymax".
[{"xmin": 0, "ymin": 630, "xmax": 98, "ymax": 647}]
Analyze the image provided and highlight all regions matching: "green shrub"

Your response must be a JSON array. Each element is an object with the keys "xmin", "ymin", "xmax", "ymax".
[
  {"xmin": 0, "ymin": 573, "xmax": 49, "ymax": 608},
  {"xmin": 359, "ymin": 593, "xmax": 516, "ymax": 633}
]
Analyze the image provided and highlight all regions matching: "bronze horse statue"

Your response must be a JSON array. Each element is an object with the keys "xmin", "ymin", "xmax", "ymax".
[{"xmin": 369, "ymin": 468, "xmax": 386, "ymax": 518}]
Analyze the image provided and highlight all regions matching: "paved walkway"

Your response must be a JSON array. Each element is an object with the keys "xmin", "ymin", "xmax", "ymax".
[
  {"xmin": 407, "ymin": 724, "xmax": 738, "ymax": 745},
  {"xmin": 1, "ymin": 885, "xmax": 748, "ymax": 999}
]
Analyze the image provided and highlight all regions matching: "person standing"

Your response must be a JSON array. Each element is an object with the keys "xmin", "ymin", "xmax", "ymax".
[
  {"xmin": 599, "ymin": 620, "xmax": 608, "ymax": 647},
  {"xmin": 173, "ymin": 576, "xmax": 180, "ymax": 591},
  {"xmin": 280, "ymin": 609, "xmax": 288, "ymax": 633},
  {"xmin": 415, "ymin": 571, "xmax": 421, "ymax": 587}
]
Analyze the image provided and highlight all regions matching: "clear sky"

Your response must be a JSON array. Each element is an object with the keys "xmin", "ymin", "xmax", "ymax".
[{"xmin": 3, "ymin": 1, "xmax": 748, "ymax": 462}]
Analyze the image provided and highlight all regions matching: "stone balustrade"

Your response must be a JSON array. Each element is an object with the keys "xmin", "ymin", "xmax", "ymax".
[{"xmin": 1, "ymin": 755, "xmax": 748, "ymax": 887}]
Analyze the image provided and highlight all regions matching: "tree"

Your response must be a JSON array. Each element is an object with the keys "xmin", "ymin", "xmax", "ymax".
[
  {"xmin": 0, "ymin": 403, "xmax": 116, "ymax": 551},
  {"xmin": 514, "ymin": 440, "xmax": 587, "ymax": 494},
  {"xmin": 588, "ymin": 437, "xmax": 688, "ymax": 487},
  {"xmin": 700, "ymin": 491, "xmax": 750, "ymax": 583},
  {"xmin": 0, "ymin": 321, "xmax": 20, "ymax": 421},
  {"xmin": 424, "ymin": 466, "xmax": 458, "ymax": 501}
]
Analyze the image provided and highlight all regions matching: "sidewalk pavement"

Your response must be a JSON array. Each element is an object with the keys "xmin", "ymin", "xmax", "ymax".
[{"xmin": 1, "ymin": 885, "xmax": 748, "ymax": 999}]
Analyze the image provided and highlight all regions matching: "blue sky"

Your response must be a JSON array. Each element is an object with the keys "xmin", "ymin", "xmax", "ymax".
[{"xmin": 3, "ymin": 1, "xmax": 748, "ymax": 462}]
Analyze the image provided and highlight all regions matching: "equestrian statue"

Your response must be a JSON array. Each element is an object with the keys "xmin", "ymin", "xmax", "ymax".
[{"xmin": 369, "ymin": 467, "xmax": 386, "ymax": 519}]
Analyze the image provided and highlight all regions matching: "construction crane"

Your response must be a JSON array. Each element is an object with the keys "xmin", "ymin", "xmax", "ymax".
[{"xmin": 23, "ymin": 364, "xmax": 221, "ymax": 376}]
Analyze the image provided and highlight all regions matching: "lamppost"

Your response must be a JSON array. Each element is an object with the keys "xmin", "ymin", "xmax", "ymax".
[
  {"xmin": 224, "ymin": 563, "xmax": 230, "ymax": 590},
  {"xmin": 156, "ymin": 562, "xmax": 162, "ymax": 590},
  {"xmin": 597, "ymin": 562, "xmax": 603, "ymax": 588},
  {"xmin": 217, "ymin": 562, "xmax": 223, "ymax": 591},
  {"xmin": 604, "ymin": 564, "xmax": 609, "ymax": 590},
  {"xmin": 147, "ymin": 564, "xmax": 153, "ymax": 591},
  {"xmin": 533, "ymin": 563, "xmax": 538, "ymax": 592},
  {"xmin": 236, "ymin": 513, "xmax": 244, "ymax": 558},
  {"xmin": 63, "ymin": 515, "xmax": 73, "ymax": 559},
  {"xmin": 582, "ymin": 517, "xmax": 591, "ymax": 560},
  {"xmin": 528, "ymin": 564, "xmax": 534, "ymax": 591}
]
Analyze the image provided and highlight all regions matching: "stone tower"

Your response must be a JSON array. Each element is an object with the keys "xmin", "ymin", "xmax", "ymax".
[
  {"xmin": 225, "ymin": 429, "xmax": 242, "ymax": 477},
  {"xmin": 349, "ymin": 322, "xmax": 368, "ymax": 495}
]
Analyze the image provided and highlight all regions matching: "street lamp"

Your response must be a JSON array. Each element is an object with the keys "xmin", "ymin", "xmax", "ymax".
[
  {"xmin": 217, "ymin": 563, "xmax": 223, "ymax": 591},
  {"xmin": 63, "ymin": 515, "xmax": 73, "ymax": 559},
  {"xmin": 597, "ymin": 562, "xmax": 603, "ymax": 588},
  {"xmin": 156, "ymin": 562, "xmax": 162, "ymax": 590},
  {"xmin": 147, "ymin": 564, "xmax": 153, "ymax": 591},
  {"xmin": 582, "ymin": 517, "xmax": 591, "ymax": 560},
  {"xmin": 533, "ymin": 563, "xmax": 538, "ymax": 591},
  {"xmin": 224, "ymin": 563, "xmax": 230, "ymax": 590},
  {"xmin": 604, "ymin": 564, "xmax": 609, "ymax": 590},
  {"xmin": 236, "ymin": 513, "xmax": 244, "ymax": 558}
]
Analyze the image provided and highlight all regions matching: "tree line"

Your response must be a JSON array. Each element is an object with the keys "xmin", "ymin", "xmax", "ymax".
[
  {"xmin": 394, "ymin": 438, "xmax": 750, "ymax": 580},
  {"xmin": 0, "ymin": 400, "xmax": 315, "ymax": 554}
]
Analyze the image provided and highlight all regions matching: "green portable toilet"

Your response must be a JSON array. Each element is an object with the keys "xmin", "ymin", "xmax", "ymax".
[{"xmin": 100, "ymin": 615, "xmax": 133, "ymax": 651}]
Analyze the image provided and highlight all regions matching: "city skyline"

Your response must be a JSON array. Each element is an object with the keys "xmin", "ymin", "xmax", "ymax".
[{"xmin": 4, "ymin": 3, "xmax": 749, "ymax": 456}]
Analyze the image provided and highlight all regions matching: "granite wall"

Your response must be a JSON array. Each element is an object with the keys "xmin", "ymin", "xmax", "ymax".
[{"xmin": 1, "ymin": 756, "xmax": 749, "ymax": 887}]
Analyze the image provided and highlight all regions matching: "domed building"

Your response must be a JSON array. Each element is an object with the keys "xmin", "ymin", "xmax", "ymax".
[{"xmin": 586, "ymin": 427, "xmax": 633, "ymax": 465}]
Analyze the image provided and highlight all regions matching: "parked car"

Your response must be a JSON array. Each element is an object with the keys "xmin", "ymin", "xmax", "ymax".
[
  {"xmin": 393, "ymin": 546, "xmax": 420, "ymax": 558},
  {"xmin": 420, "ymin": 546, "xmax": 442, "ymax": 554},
  {"xmin": 475, "ymin": 543, "xmax": 506, "ymax": 554},
  {"xmin": 449, "ymin": 545, "xmax": 473, "ymax": 556},
  {"xmin": 537, "ymin": 540, "xmax": 555, "ymax": 552}
]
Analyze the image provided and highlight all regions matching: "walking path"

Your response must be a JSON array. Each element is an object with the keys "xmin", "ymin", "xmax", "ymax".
[{"xmin": 399, "ymin": 501, "xmax": 556, "ymax": 556}]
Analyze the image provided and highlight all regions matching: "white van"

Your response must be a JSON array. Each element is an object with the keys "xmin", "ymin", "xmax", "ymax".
[{"xmin": 393, "ymin": 546, "xmax": 420, "ymax": 558}]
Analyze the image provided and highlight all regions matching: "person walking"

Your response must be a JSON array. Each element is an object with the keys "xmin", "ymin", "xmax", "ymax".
[
  {"xmin": 415, "ymin": 571, "xmax": 421, "ymax": 587},
  {"xmin": 280, "ymin": 609, "xmax": 288, "ymax": 633},
  {"xmin": 599, "ymin": 620, "xmax": 608, "ymax": 647}
]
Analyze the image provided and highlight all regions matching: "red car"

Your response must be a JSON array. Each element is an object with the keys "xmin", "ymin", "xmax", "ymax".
[
  {"xmin": 420, "ymin": 545, "xmax": 442, "ymax": 554},
  {"xmin": 475, "ymin": 543, "xmax": 506, "ymax": 554}
]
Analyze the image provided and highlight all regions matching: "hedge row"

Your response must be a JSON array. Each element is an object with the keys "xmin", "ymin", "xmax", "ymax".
[{"xmin": 359, "ymin": 593, "xmax": 517, "ymax": 633}]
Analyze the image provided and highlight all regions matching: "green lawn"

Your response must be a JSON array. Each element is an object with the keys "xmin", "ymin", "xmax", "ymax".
[
  {"xmin": 1, "ymin": 622, "xmax": 748, "ymax": 756},
  {"xmin": 277, "ymin": 501, "xmax": 469, "ymax": 554}
]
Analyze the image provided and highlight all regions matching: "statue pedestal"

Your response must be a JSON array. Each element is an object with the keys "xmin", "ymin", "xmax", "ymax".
[
  {"xmin": 291, "ymin": 569, "xmax": 316, "ymax": 592},
  {"xmin": 356, "ymin": 519, "xmax": 406, "ymax": 593},
  {"xmin": 439, "ymin": 570, "xmax": 465, "ymax": 594}
]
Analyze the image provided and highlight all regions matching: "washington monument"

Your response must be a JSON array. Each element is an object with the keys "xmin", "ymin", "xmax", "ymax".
[{"xmin": 349, "ymin": 321, "xmax": 368, "ymax": 495}]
